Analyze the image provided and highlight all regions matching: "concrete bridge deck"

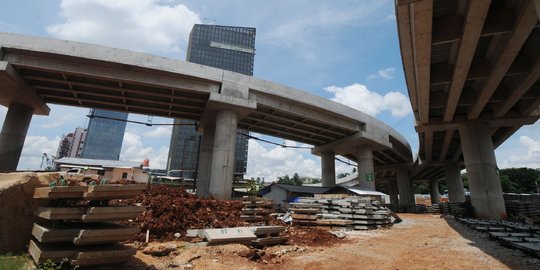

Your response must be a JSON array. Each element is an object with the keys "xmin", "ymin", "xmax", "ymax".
[{"xmin": 0, "ymin": 32, "xmax": 412, "ymax": 199}]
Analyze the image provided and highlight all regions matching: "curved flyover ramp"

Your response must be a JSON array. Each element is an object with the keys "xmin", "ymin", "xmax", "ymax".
[
  {"xmin": 396, "ymin": 0, "xmax": 540, "ymax": 219},
  {"xmin": 0, "ymin": 32, "xmax": 412, "ymax": 199}
]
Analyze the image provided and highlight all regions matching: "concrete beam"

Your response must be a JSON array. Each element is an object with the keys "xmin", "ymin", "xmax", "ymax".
[
  {"xmin": 312, "ymin": 130, "xmax": 391, "ymax": 156},
  {"xmin": 495, "ymin": 57, "xmax": 540, "ymax": 117},
  {"xmin": 459, "ymin": 123, "xmax": 506, "ymax": 219},
  {"xmin": 199, "ymin": 92, "xmax": 256, "ymax": 129},
  {"xmin": 469, "ymin": 1, "xmax": 538, "ymax": 119},
  {"xmin": 396, "ymin": 2, "xmax": 419, "ymax": 113},
  {"xmin": 444, "ymin": 1, "xmax": 490, "ymax": 122},
  {"xmin": 411, "ymin": 0, "xmax": 433, "ymax": 124},
  {"xmin": 438, "ymin": 130, "xmax": 455, "ymax": 162},
  {"xmin": 415, "ymin": 114, "xmax": 540, "ymax": 132},
  {"xmin": 0, "ymin": 103, "xmax": 33, "ymax": 171},
  {"xmin": 0, "ymin": 61, "xmax": 49, "ymax": 115},
  {"xmin": 4, "ymin": 53, "xmax": 220, "ymax": 95},
  {"xmin": 250, "ymin": 91, "xmax": 362, "ymax": 133}
]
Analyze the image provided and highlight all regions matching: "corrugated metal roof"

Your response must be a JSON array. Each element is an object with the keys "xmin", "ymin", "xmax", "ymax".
[
  {"xmin": 325, "ymin": 185, "xmax": 388, "ymax": 196},
  {"xmin": 260, "ymin": 183, "xmax": 331, "ymax": 195},
  {"xmin": 55, "ymin": 157, "xmax": 142, "ymax": 168}
]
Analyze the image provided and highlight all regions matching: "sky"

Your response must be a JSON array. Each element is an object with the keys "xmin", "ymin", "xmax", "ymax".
[{"xmin": 0, "ymin": 0, "xmax": 539, "ymax": 181}]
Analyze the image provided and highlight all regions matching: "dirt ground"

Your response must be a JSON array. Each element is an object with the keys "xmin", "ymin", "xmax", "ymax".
[{"xmin": 116, "ymin": 214, "xmax": 540, "ymax": 270}]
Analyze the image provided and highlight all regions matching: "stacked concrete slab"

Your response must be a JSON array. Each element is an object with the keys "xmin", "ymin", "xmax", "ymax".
[
  {"xmin": 240, "ymin": 197, "xmax": 274, "ymax": 224},
  {"xmin": 290, "ymin": 197, "xmax": 393, "ymax": 230},
  {"xmin": 28, "ymin": 184, "xmax": 146, "ymax": 266},
  {"xmin": 457, "ymin": 218, "xmax": 540, "ymax": 258}
]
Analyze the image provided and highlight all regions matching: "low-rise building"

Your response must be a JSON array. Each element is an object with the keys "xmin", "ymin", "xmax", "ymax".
[
  {"xmin": 259, "ymin": 183, "xmax": 331, "ymax": 206},
  {"xmin": 54, "ymin": 157, "xmax": 148, "ymax": 183}
]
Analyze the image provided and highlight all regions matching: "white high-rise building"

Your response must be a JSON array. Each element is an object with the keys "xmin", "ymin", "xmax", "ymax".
[{"xmin": 56, "ymin": 127, "xmax": 87, "ymax": 159}]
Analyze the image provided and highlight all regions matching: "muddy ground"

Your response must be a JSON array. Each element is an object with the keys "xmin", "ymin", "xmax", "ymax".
[{"xmin": 117, "ymin": 214, "xmax": 540, "ymax": 270}]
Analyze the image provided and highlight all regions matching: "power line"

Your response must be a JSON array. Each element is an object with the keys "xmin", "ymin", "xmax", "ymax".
[
  {"xmin": 237, "ymin": 133, "xmax": 313, "ymax": 149},
  {"xmin": 86, "ymin": 115, "xmax": 197, "ymax": 126}
]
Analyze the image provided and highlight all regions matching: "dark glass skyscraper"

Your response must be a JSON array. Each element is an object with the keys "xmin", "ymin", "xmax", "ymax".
[
  {"xmin": 167, "ymin": 24, "xmax": 256, "ymax": 179},
  {"xmin": 80, "ymin": 109, "xmax": 128, "ymax": 160}
]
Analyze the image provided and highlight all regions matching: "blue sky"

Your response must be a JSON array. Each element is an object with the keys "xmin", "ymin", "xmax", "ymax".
[{"xmin": 1, "ymin": 0, "xmax": 539, "ymax": 180}]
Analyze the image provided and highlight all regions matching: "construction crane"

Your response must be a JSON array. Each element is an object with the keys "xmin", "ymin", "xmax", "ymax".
[{"xmin": 40, "ymin": 153, "xmax": 54, "ymax": 170}]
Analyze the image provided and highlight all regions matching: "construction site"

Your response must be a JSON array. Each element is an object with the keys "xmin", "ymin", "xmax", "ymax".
[{"xmin": 1, "ymin": 0, "xmax": 540, "ymax": 269}]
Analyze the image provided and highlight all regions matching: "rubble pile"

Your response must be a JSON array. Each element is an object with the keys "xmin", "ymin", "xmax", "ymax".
[{"xmin": 111, "ymin": 185, "xmax": 244, "ymax": 241}]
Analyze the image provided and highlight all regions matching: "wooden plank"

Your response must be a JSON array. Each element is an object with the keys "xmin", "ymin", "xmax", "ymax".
[{"xmin": 36, "ymin": 207, "xmax": 86, "ymax": 220}]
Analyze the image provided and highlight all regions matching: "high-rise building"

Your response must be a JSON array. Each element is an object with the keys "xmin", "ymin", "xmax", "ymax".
[
  {"xmin": 56, "ymin": 127, "xmax": 87, "ymax": 159},
  {"xmin": 167, "ymin": 24, "xmax": 256, "ymax": 179},
  {"xmin": 80, "ymin": 109, "xmax": 128, "ymax": 160}
]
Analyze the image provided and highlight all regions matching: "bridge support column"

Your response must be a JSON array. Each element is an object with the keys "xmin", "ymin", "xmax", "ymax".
[
  {"xmin": 0, "ymin": 103, "xmax": 33, "ymax": 171},
  {"xmin": 388, "ymin": 179, "xmax": 399, "ymax": 205},
  {"xmin": 321, "ymin": 151, "xmax": 336, "ymax": 187},
  {"xmin": 208, "ymin": 109, "xmax": 238, "ymax": 200},
  {"xmin": 429, "ymin": 179, "xmax": 440, "ymax": 204},
  {"xmin": 356, "ymin": 147, "xmax": 375, "ymax": 190},
  {"xmin": 196, "ymin": 125, "xmax": 215, "ymax": 197},
  {"xmin": 459, "ymin": 123, "xmax": 506, "ymax": 219},
  {"xmin": 445, "ymin": 162, "xmax": 465, "ymax": 203},
  {"xmin": 397, "ymin": 169, "xmax": 414, "ymax": 205}
]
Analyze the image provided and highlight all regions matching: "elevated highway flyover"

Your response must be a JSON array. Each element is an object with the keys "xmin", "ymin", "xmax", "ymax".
[
  {"xmin": 0, "ymin": 32, "xmax": 413, "ymax": 200},
  {"xmin": 396, "ymin": 0, "xmax": 540, "ymax": 219}
]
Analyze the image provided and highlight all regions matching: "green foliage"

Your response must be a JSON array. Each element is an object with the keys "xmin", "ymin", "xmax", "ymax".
[
  {"xmin": 414, "ymin": 183, "xmax": 430, "ymax": 194},
  {"xmin": 0, "ymin": 254, "xmax": 30, "ymax": 270},
  {"xmin": 499, "ymin": 168, "xmax": 539, "ymax": 193},
  {"xmin": 461, "ymin": 173, "xmax": 469, "ymax": 189},
  {"xmin": 277, "ymin": 173, "xmax": 302, "ymax": 186},
  {"xmin": 35, "ymin": 258, "xmax": 78, "ymax": 270}
]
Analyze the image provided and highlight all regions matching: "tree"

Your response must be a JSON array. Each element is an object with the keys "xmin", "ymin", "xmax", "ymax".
[
  {"xmin": 500, "ymin": 168, "xmax": 539, "ymax": 193},
  {"xmin": 414, "ymin": 183, "xmax": 430, "ymax": 194},
  {"xmin": 277, "ymin": 173, "xmax": 302, "ymax": 186}
]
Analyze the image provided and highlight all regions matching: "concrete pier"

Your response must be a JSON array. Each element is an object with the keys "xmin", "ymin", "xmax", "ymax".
[
  {"xmin": 445, "ymin": 162, "xmax": 465, "ymax": 203},
  {"xmin": 397, "ymin": 169, "xmax": 414, "ymax": 205},
  {"xmin": 208, "ymin": 109, "xmax": 238, "ymax": 199},
  {"xmin": 388, "ymin": 179, "xmax": 399, "ymax": 205},
  {"xmin": 321, "ymin": 151, "xmax": 336, "ymax": 187},
  {"xmin": 196, "ymin": 125, "xmax": 215, "ymax": 197},
  {"xmin": 429, "ymin": 179, "xmax": 440, "ymax": 204},
  {"xmin": 356, "ymin": 147, "xmax": 375, "ymax": 190},
  {"xmin": 459, "ymin": 123, "xmax": 506, "ymax": 219},
  {"xmin": 0, "ymin": 103, "xmax": 33, "ymax": 171}
]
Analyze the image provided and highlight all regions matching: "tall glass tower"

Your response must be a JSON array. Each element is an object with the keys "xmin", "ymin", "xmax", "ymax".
[
  {"xmin": 80, "ymin": 109, "xmax": 128, "ymax": 160},
  {"xmin": 167, "ymin": 24, "xmax": 256, "ymax": 179}
]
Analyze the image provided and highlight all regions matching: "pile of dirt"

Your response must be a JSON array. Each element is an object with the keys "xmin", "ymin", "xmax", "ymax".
[
  {"xmin": 283, "ymin": 226, "xmax": 341, "ymax": 247},
  {"xmin": 0, "ymin": 172, "xmax": 46, "ymax": 252},
  {"xmin": 111, "ymin": 185, "xmax": 245, "ymax": 241}
]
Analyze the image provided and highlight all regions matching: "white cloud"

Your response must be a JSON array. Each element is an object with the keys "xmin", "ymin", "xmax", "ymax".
[
  {"xmin": 143, "ymin": 126, "xmax": 171, "ymax": 139},
  {"xmin": 18, "ymin": 136, "xmax": 61, "ymax": 170},
  {"xmin": 367, "ymin": 67, "xmax": 396, "ymax": 80},
  {"xmin": 38, "ymin": 114, "xmax": 77, "ymax": 129},
  {"xmin": 120, "ymin": 131, "xmax": 169, "ymax": 169},
  {"xmin": 500, "ymin": 135, "xmax": 540, "ymax": 168},
  {"xmin": 324, "ymin": 83, "xmax": 412, "ymax": 118},
  {"xmin": 245, "ymin": 138, "xmax": 320, "ymax": 182},
  {"xmin": 47, "ymin": 0, "xmax": 201, "ymax": 57}
]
